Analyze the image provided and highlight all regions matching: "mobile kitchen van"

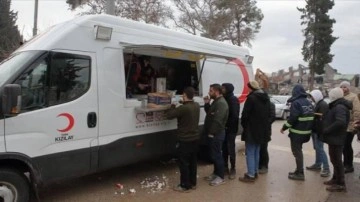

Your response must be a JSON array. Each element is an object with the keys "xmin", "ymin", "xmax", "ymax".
[{"xmin": 0, "ymin": 15, "xmax": 253, "ymax": 201}]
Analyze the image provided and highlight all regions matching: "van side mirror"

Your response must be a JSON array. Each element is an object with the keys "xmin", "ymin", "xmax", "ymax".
[{"xmin": 2, "ymin": 84, "xmax": 21, "ymax": 116}]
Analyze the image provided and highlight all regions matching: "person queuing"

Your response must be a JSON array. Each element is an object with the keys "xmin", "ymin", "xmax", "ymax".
[
  {"xmin": 339, "ymin": 81, "xmax": 360, "ymax": 173},
  {"xmin": 259, "ymin": 94, "xmax": 276, "ymax": 174},
  {"xmin": 322, "ymin": 87, "xmax": 352, "ymax": 192},
  {"xmin": 280, "ymin": 84, "xmax": 314, "ymax": 181},
  {"xmin": 166, "ymin": 87, "xmax": 200, "ymax": 193},
  {"xmin": 221, "ymin": 83, "xmax": 240, "ymax": 180},
  {"xmin": 203, "ymin": 84, "xmax": 229, "ymax": 186},
  {"xmin": 355, "ymin": 119, "xmax": 360, "ymax": 180},
  {"xmin": 239, "ymin": 81, "xmax": 271, "ymax": 183},
  {"xmin": 306, "ymin": 90, "xmax": 330, "ymax": 177}
]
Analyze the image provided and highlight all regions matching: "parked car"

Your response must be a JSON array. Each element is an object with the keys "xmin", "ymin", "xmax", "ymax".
[{"xmin": 270, "ymin": 95, "xmax": 291, "ymax": 120}]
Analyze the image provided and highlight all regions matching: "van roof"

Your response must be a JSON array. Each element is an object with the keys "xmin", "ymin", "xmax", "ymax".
[{"xmin": 18, "ymin": 14, "xmax": 250, "ymax": 59}]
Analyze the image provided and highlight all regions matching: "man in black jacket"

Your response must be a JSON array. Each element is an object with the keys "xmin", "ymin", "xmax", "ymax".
[
  {"xmin": 258, "ymin": 96, "xmax": 276, "ymax": 174},
  {"xmin": 323, "ymin": 87, "xmax": 352, "ymax": 192},
  {"xmin": 221, "ymin": 83, "xmax": 240, "ymax": 180},
  {"xmin": 239, "ymin": 81, "xmax": 271, "ymax": 183}
]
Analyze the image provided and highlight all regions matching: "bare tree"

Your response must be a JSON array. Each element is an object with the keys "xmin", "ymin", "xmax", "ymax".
[
  {"xmin": 171, "ymin": 0, "xmax": 230, "ymax": 40},
  {"xmin": 218, "ymin": 0, "xmax": 263, "ymax": 47},
  {"xmin": 172, "ymin": 0, "xmax": 263, "ymax": 47},
  {"xmin": 67, "ymin": 0, "xmax": 173, "ymax": 27}
]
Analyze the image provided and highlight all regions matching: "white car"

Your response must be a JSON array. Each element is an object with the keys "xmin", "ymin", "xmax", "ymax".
[{"xmin": 271, "ymin": 95, "xmax": 291, "ymax": 120}]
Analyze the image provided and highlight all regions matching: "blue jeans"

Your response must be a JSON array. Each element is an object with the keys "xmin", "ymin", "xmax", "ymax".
[
  {"xmin": 245, "ymin": 142, "xmax": 260, "ymax": 177},
  {"xmin": 209, "ymin": 130, "xmax": 225, "ymax": 178},
  {"xmin": 312, "ymin": 133, "xmax": 329, "ymax": 170}
]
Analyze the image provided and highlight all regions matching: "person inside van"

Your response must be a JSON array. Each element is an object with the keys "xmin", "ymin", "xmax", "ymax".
[
  {"xmin": 125, "ymin": 54, "xmax": 149, "ymax": 97},
  {"xmin": 138, "ymin": 56, "xmax": 156, "ymax": 93}
]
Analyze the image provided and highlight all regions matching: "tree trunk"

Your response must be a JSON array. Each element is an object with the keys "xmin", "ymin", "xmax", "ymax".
[{"xmin": 309, "ymin": 68, "xmax": 314, "ymax": 91}]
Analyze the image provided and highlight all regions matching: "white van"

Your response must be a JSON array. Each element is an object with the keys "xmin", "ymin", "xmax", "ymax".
[{"xmin": 0, "ymin": 15, "xmax": 253, "ymax": 201}]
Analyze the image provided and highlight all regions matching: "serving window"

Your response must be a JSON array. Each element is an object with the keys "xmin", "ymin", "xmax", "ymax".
[{"xmin": 123, "ymin": 51, "xmax": 199, "ymax": 99}]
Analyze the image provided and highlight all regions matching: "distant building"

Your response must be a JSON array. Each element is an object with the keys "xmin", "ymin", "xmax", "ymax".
[{"xmin": 267, "ymin": 64, "xmax": 360, "ymax": 95}]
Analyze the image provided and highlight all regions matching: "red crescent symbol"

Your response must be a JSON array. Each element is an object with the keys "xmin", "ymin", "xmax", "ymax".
[
  {"xmin": 230, "ymin": 58, "xmax": 250, "ymax": 103},
  {"xmin": 57, "ymin": 113, "xmax": 75, "ymax": 133}
]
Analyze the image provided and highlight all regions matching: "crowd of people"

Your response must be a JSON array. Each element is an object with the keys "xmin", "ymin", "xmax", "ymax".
[{"xmin": 165, "ymin": 80, "xmax": 360, "ymax": 193}]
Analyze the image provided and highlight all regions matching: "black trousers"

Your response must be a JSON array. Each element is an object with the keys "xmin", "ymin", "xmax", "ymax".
[
  {"xmin": 329, "ymin": 145, "xmax": 345, "ymax": 185},
  {"xmin": 290, "ymin": 135, "xmax": 310, "ymax": 173},
  {"xmin": 343, "ymin": 132, "xmax": 355, "ymax": 168},
  {"xmin": 259, "ymin": 142, "xmax": 269, "ymax": 169},
  {"xmin": 177, "ymin": 140, "xmax": 199, "ymax": 189},
  {"xmin": 222, "ymin": 132, "xmax": 237, "ymax": 169}
]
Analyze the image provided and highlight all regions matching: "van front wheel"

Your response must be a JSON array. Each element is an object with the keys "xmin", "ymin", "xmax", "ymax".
[{"xmin": 0, "ymin": 168, "xmax": 29, "ymax": 202}]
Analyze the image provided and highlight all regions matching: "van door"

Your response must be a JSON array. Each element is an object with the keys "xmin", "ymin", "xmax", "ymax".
[{"xmin": 4, "ymin": 50, "xmax": 98, "ymax": 182}]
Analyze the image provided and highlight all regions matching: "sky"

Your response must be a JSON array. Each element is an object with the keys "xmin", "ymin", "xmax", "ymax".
[{"xmin": 10, "ymin": 0, "xmax": 360, "ymax": 75}]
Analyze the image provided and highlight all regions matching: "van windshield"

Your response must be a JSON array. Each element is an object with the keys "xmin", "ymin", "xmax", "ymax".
[{"xmin": 0, "ymin": 51, "xmax": 42, "ymax": 87}]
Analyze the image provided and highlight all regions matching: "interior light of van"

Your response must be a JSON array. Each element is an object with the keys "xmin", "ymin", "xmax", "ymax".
[{"xmin": 94, "ymin": 25, "xmax": 113, "ymax": 40}]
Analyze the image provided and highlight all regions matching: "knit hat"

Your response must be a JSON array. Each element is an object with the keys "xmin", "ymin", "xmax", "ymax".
[
  {"xmin": 247, "ymin": 80, "xmax": 260, "ymax": 90},
  {"xmin": 339, "ymin": 81, "xmax": 350, "ymax": 89},
  {"xmin": 328, "ymin": 87, "xmax": 344, "ymax": 103}
]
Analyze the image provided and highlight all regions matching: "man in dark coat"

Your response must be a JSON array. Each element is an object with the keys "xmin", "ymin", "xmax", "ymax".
[
  {"xmin": 221, "ymin": 83, "xmax": 240, "ymax": 180},
  {"xmin": 280, "ymin": 84, "xmax": 314, "ymax": 181},
  {"xmin": 323, "ymin": 87, "xmax": 352, "ymax": 192},
  {"xmin": 239, "ymin": 80, "xmax": 271, "ymax": 183},
  {"xmin": 258, "ymin": 96, "xmax": 276, "ymax": 174}
]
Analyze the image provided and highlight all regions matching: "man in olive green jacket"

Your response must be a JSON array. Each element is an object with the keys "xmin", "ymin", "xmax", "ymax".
[
  {"xmin": 203, "ymin": 84, "xmax": 229, "ymax": 186},
  {"xmin": 166, "ymin": 87, "xmax": 200, "ymax": 192}
]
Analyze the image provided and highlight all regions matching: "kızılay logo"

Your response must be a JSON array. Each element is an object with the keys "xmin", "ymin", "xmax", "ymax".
[{"xmin": 57, "ymin": 113, "xmax": 75, "ymax": 133}]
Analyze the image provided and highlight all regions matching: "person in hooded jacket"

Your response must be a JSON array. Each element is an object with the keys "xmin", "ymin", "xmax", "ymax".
[
  {"xmin": 281, "ymin": 84, "xmax": 314, "ymax": 181},
  {"xmin": 239, "ymin": 81, "xmax": 271, "ymax": 183},
  {"xmin": 306, "ymin": 90, "xmax": 330, "ymax": 177},
  {"xmin": 322, "ymin": 87, "xmax": 352, "ymax": 192},
  {"xmin": 258, "ymin": 94, "xmax": 276, "ymax": 174},
  {"xmin": 221, "ymin": 83, "xmax": 240, "ymax": 180}
]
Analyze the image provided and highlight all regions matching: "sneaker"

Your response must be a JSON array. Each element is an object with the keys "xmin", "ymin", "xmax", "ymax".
[
  {"xmin": 258, "ymin": 167, "xmax": 268, "ymax": 174},
  {"xmin": 229, "ymin": 169, "xmax": 236, "ymax": 180},
  {"xmin": 320, "ymin": 169, "xmax": 330, "ymax": 177},
  {"xmin": 324, "ymin": 179, "xmax": 336, "ymax": 185},
  {"xmin": 306, "ymin": 164, "xmax": 321, "ymax": 171},
  {"xmin": 288, "ymin": 170, "xmax": 299, "ymax": 176},
  {"xmin": 344, "ymin": 166, "xmax": 354, "ymax": 173},
  {"xmin": 173, "ymin": 184, "xmax": 191, "ymax": 193},
  {"xmin": 238, "ymin": 173, "xmax": 256, "ymax": 183},
  {"xmin": 209, "ymin": 176, "xmax": 226, "ymax": 186},
  {"xmin": 288, "ymin": 171, "xmax": 305, "ymax": 181},
  {"xmin": 326, "ymin": 184, "xmax": 347, "ymax": 192},
  {"xmin": 204, "ymin": 174, "xmax": 217, "ymax": 181},
  {"xmin": 190, "ymin": 185, "xmax": 196, "ymax": 190}
]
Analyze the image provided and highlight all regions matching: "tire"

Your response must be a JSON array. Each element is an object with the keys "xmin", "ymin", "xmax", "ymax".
[{"xmin": 0, "ymin": 168, "xmax": 29, "ymax": 202}]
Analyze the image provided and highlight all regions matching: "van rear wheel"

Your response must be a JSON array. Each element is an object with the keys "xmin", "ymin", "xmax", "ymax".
[{"xmin": 0, "ymin": 168, "xmax": 29, "ymax": 202}]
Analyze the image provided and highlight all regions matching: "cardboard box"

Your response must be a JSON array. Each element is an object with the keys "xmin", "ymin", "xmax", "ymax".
[{"xmin": 147, "ymin": 93, "xmax": 171, "ymax": 106}]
